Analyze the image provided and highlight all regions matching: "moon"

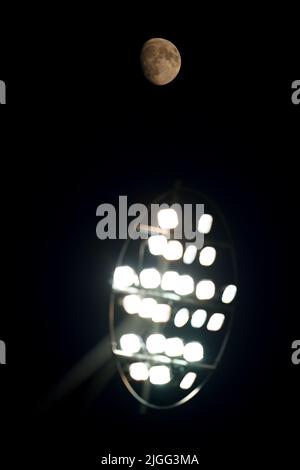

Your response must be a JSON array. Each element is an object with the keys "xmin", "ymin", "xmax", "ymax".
[{"xmin": 141, "ymin": 38, "xmax": 181, "ymax": 86}]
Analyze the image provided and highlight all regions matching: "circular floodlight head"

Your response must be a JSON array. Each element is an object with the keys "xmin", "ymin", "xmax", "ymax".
[
  {"xmin": 165, "ymin": 337, "xmax": 184, "ymax": 357},
  {"xmin": 183, "ymin": 342, "xmax": 204, "ymax": 362},
  {"xmin": 146, "ymin": 334, "xmax": 166, "ymax": 354},
  {"xmin": 122, "ymin": 295, "xmax": 141, "ymax": 314},
  {"xmin": 148, "ymin": 235, "xmax": 168, "ymax": 256},
  {"xmin": 196, "ymin": 280, "xmax": 215, "ymax": 300},
  {"xmin": 120, "ymin": 334, "xmax": 141, "ymax": 355},
  {"xmin": 149, "ymin": 365, "xmax": 171, "ymax": 385},
  {"xmin": 207, "ymin": 313, "xmax": 225, "ymax": 331},
  {"xmin": 183, "ymin": 245, "xmax": 197, "ymax": 264},
  {"xmin": 174, "ymin": 308, "xmax": 189, "ymax": 328},
  {"xmin": 163, "ymin": 240, "xmax": 183, "ymax": 261},
  {"xmin": 157, "ymin": 208, "xmax": 178, "ymax": 229},
  {"xmin": 139, "ymin": 268, "xmax": 161, "ymax": 289},
  {"xmin": 113, "ymin": 266, "xmax": 136, "ymax": 290},
  {"xmin": 197, "ymin": 214, "xmax": 213, "ymax": 234},
  {"xmin": 174, "ymin": 275, "xmax": 194, "ymax": 296},
  {"xmin": 161, "ymin": 271, "xmax": 179, "ymax": 291},
  {"xmin": 191, "ymin": 309, "xmax": 207, "ymax": 328},
  {"xmin": 138, "ymin": 297, "xmax": 157, "ymax": 318},
  {"xmin": 199, "ymin": 246, "xmax": 216, "ymax": 266},
  {"xmin": 129, "ymin": 362, "xmax": 149, "ymax": 381},
  {"xmin": 180, "ymin": 372, "xmax": 197, "ymax": 390},
  {"xmin": 152, "ymin": 303, "xmax": 171, "ymax": 323},
  {"xmin": 222, "ymin": 284, "xmax": 237, "ymax": 304}
]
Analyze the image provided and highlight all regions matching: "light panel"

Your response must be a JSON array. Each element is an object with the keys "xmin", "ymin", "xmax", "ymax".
[
  {"xmin": 183, "ymin": 245, "xmax": 197, "ymax": 264},
  {"xmin": 120, "ymin": 334, "xmax": 141, "ymax": 354},
  {"xmin": 161, "ymin": 270, "xmax": 179, "ymax": 291},
  {"xmin": 197, "ymin": 214, "xmax": 213, "ymax": 234},
  {"xmin": 165, "ymin": 337, "xmax": 184, "ymax": 357},
  {"xmin": 157, "ymin": 208, "xmax": 178, "ymax": 229},
  {"xmin": 139, "ymin": 268, "xmax": 161, "ymax": 289},
  {"xmin": 174, "ymin": 308, "xmax": 189, "ymax": 328},
  {"xmin": 163, "ymin": 240, "xmax": 183, "ymax": 261},
  {"xmin": 180, "ymin": 372, "xmax": 197, "ymax": 390},
  {"xmin": 146, "ymin": 334, "xmax": 166, "ymax": 354},
  {"xmin": 152, "ymin": 303, "xmax": 171, "ymax": 323},
  {"xmin": 129, "ymin": 362, "xmax": 149, "ymax": 381},
  {"xmin": 113, "ymin": 266, "xmax": 136, "ymax": 290},
  {"xmin": 191, "ymin": 309, "xmax": 207, "ymax": 328},
  {"xmin": 149, "ymin": 365, "xmax": 171, "ymax": 385},
  {"xmin": 222, "ymin": 284, "xmax": 237, "ymax": 304},
  {"xmin": 183, "ymin": 342, "xmax": 204, "ymax": 362},
  {"xmin": 207, "ymin": 313, "xmax": 225, "ymax": 331},
  {"xmin": 196, "ymin": 280, "xmax": 215, "ymax": 300},
  {"xmin": 199, "ymin": 246, "xmax": 216, "ymax": 266},
  {"xmin": 148, "ymin": 235, "xmax": 168, "ymax": 256},
  {"xmin": 174, "ymin": 274, "xmax": 194, "ymax": 296},
  {"xmin": 122, "ymin": 295, "xmax": 141, "ymax": 314}
]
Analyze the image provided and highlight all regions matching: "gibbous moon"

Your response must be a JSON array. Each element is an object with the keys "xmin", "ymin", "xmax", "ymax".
[{"xmin": 141, "ymin": 38, "xmax": 181, "ymax": 86}]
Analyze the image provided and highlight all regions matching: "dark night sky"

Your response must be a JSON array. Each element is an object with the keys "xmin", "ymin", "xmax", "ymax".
[{"xmin": 1, "ymin": 12, "xmax": 299, "ymax": 467}]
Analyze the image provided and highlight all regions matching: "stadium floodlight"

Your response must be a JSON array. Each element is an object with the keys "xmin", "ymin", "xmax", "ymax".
[
  {"xmin": 221, "ymin": 285, "xmax": 237, "ymax": 304},
  {"xmin": 140, "ymin": 268, "xmax": 161, "ymax": 289},
  {"xmin": 148, "ymin": 235, "xmax": 168, "ymax": 256},
  {"xmin": 197, "ymin": 214, "xmax": 213, "ymax": 234},
  {"xmin": 149, "ymin": 365, "xmax": 171, "ymax": 385},
  {"xmin": 161, "ymin": 271, "xmax": 179, "ymax": 291},
  {"xmin": 157, "ymin": 208, "xmax": 178, "ymax": 229},
  {"xmin": 199, "ymin": 246, "xmax": 216, "ymax": 266},
  {"xmin": 174, "ymin": 274, "xmax": 194, "ymax": 296},
  {"xmin": 191, "ymin": 309, "xmax": 207, "ymax": 328},
  {"xmin": 183, "ymin": 245, "xmax": 197, "ymax": 264},
  {"xmin": 129, "ymin": 362, "xmax": 149, "ymax": 381},
  {"xmin": 183, "ymin": 342, "xmax": 204, "ymax": 362},
  {"xmin": 207, "ymin": 313, "xmax": 225, "ymax": 331},
  {"xmin": 163, "ymin": 240, "xmax": 183, "ymax": 261},
  {"xmin": 174, "ymin": 308, "xmax": 190, "ymax": 327},
  {"xmin": 180, "ymin": 372, "xmax": 197, "ymax": 390},
  {"xmin": 110, "ymin": 186, "xmax": 238, "ymax": 408},
  {"xmin": 195, "ymin": 280, "xmax": 215, "ymax": 300}
]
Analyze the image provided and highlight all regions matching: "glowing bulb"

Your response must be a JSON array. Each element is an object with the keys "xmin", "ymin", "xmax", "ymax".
[
  {"xmin": 149, "ymin": 365, "xmax": 171, "ymax": 385},
  {"xmin": 146, "ymin": 334, "xmax": 166, "ymax": 354},
  {"xmin": 163, "ymin": 240, "xmax": 183, "ymax": 261},
  {"xmin": 180, "ymin": 372, "xmax": 197, "ymax": 390},
  {"xmin": 161, "ymin": 271, "xmax": 179, "ymax": 291},
  {"xmin": 165, "ymin": 337, "xmax": 184, "ymax": 357},
  {"xmin": 138, "ymin": 297, "xmax": 157, "ymax": 318},
  {"xmin": 139, "ymin": 268, "xmax": 161, "ymax": 289},
  {"xmin": 174, "ymin": 275, "xmax": 194, "ymax": 296},
  {"xmin": 113, "ymin": 266, "xmax": 136, "ymax": 290},
  {"xmin": 129, "ymin": 362, "xmax": 149, "ymax": 381},
  {"xmin": 198, "ymin": 214, "xmax": 213, "ymax": 234},
  {"xmin": 191, "ymin": 309, "xmax": 207, "ymax": 328},
  {"xmin": 157, "ymin": 208, "xmax": 178, "ymax": 229},
  {"xmin": 207, "ymin": 313, "xmax": 225, "ymax": 331},
  {"xmin": 183, "ymin": 342, "xmax": 204, "ymax": 362},
  {"xmin": 196, "ymin": 280, "xmax": 215, "ymax": 300},
  {"xmin": 183, "ymin": 245, "xmax": 197, "ymax": 264},
  {"xmin": 174, "ymin": 308, "xmax": 189, "ymax": 327},
  {"xmin": 148, "ymin": 235, "xmax": 168, "ymax": 256},
  {"xmin": 222, "ymin": 285, "xmax": 237, "ymax": 304},
  {"xmin": 122, "ymin": 295, "xmax": 141, "ymax": 314},
  {"xmin": 199, "ymin": 246, "xmax": 216, "ymax": 266},
  {"xmin": 120, "ymin": 334, "xmax": 141, "ymax": 354}
]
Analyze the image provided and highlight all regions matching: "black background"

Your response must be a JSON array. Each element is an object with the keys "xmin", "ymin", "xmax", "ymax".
[{"xmin": 1, "ymin": 11, "xmax": 299, "ymax": 468}]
